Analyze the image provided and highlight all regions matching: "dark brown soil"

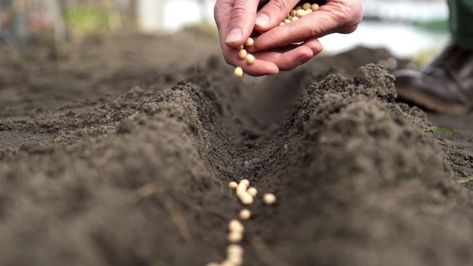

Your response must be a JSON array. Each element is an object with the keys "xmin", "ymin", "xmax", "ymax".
[{"xmin": 0, "ymin": 32, "xmax": 472, "ymax": 266}]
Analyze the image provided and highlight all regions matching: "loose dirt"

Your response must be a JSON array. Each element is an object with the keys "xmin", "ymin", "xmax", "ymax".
[{"xmin": 0, "ymin": 32, "xmax": 472, "ymax": 266}]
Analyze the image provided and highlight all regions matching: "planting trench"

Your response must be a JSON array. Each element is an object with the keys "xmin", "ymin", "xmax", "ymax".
[{"xmin": 0, "ymin": 39, "xmax": 472, "ymax": 265}]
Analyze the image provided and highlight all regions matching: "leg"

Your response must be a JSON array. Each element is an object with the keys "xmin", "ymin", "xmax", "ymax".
[
  {"xmin": 448, "ymin": 0, "xmax": 473, "ymax": 49},
  {"xmin": 394, "ymin": 0, "xmax": 473, "ymax": 115}
]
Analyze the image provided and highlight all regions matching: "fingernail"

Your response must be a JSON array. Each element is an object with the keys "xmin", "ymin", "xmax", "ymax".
[
  {"xmin": 256, "ymin": 13, "xmax": 270, "ymax": 27},
  {"xmin": 225, "ymin": 28, "xmax": 242, "ymax": 44}
]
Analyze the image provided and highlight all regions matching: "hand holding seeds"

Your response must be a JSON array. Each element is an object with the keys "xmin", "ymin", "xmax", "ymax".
[
  {"xmin": 214, "ymin": 0, "xmax": 363, "ymax": 77},
  {"xmin": 255, "ymin": 0, "xmax": 363, "ymax": 51}
]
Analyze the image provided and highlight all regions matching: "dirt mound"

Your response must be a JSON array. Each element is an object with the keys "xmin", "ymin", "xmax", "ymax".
[{"xmin": 0, "ymin": 56, "xmax": 472, "ymax": 266}]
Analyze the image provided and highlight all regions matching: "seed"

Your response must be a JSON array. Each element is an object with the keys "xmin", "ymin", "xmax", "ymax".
[
  {"xmin": 239, "ymin": 209, "xmax": 251, "ymax": 220},
  {"xmin": 296, "ymin": 9, "xmax": 305, "ymax": 18},
  {"xmin": 227, "ymin": 244, "xmax": 243, "ymax": 255},
  {"xmin": 228, "ymin": 231, "xmax": 243, "ymax": 243},
  {"xmin": 221, "ymin": 260, "xmax": 234, "ymax": 266},
  {"xmin": 238, "ymin": 49, "xmax": 248, "ymax": 59},
  {"xmin": 295, "ymin": 5, "xmax": 302, "ymax": 10},
  {"xmin": 291, "ymin": 10, "xmax": 297, "ymax": 16},
  {"xmin": 221, "ymin": 259, "xmax": 238, "ymax": 266},
  {"xmin": 236, "ymin": 180, "xmax": 249, "ymax": 195},
  {"xmin": 245, "ymin": 54, "xmax": 255, "ymax": 65},
  {"xmin": 263, "ymin": 193, "xmax": 277, "ymax": 205},
  {"xmin": 279, "ymin": 22, "xmax": 285, "ymax": 26},
  {"xmin": 245, "ymin": 37, "xmax": 254, "ymax": 47},
  {"xmin": 234, "ymin": 67, "xmax": 243, "ymax": 78},
  {"xmin": 229, "ymin": 181, "xmax": 238, "ymax": 189},
  {"xmin": 312, "ymin": 3, "xmax": 320, "ymax": 11},
  {"xmin": 229, "ymin": 219, "xmax": 244, "ymax": 232},
  {"xmin": 228, "ymin": 254, "xmax": 243, "ymax": 265},
  {"xmin": 247, "ymin": 187, "xmax": 258, "ymax": 197},
  {"xmin": 284, "ymin": 19, "xmax": 291, "ymax": 24},
  {"xmin": 291, "ymin": 16, "xmax": 299, "ymax": 22},
  {"xmin": 239, "ymin": 192, "xmax": 254, "ymax": 205},
  {"xmin": 302, "ymin": 2, "xmax": 311, "ymax": 9}
]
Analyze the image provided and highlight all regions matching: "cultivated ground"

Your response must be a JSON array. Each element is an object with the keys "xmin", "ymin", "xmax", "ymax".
[{"xmin": 0, "ymin": 30, "xmax": 472, "ymax": 266}]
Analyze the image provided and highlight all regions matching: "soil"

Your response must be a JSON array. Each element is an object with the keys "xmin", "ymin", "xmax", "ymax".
[{"xmin": 0, "ymin": 30, "xmax": 472, "ymax": 266}]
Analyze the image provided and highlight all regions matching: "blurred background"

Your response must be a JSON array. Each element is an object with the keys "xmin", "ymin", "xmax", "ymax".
[{"xmin": 0, "ymin": 0, "xmax": 449, "ymax": 65}]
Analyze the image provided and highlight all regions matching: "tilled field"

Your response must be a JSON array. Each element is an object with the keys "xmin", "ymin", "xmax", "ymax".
[{"xmin": 0, "ymin": 33, "xmax": 473, "ymax": 266}]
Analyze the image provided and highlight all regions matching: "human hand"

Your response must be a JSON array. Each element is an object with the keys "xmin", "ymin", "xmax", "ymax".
[
  {"xmin": 254, "ymin": 0, "xmax": 363, "ymax": 51},
  {"xmin": 214, "ymin": 0, "xmax": 324, "ymax": 76}
]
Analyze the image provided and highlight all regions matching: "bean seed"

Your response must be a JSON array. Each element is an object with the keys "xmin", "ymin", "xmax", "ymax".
[
  {"xmin": 263, "ymin": 193, "xmax": 277, "ymax": 205},
  {"xmin": 245, "ymin": 54, "xmax": 255, "ymax": 65},
  {"xmin": 245, "ymin": 38, "xmax": 254, "ymax": 47},
  {"xmin": 238, "ymin": 49, "xmax": 248, "ymax": 60},
  {"xmin": 239, "ymin": 209, "xmax": 251, "ymax": 220},
  {"xmin": 234, "ymin": 67, "xmax": 243, "ymax": 78},
  {"xmin": 303, "ymin": 2, "xmax": 311, "ymax": 10},
  {"xmin": 229, "ymin": 181, "xmax": 238, "ymax": 189}
]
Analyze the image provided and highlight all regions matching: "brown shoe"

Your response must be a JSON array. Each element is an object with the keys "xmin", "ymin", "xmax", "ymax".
[{"xmin": 394, "ymin": 43, "xmax": 473, "ymax": 115}]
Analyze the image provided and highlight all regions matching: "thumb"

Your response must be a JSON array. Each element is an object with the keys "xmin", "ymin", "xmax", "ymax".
[
  {"xmin": 225, "ymin": 0, "xmax": 259, "ymax": 47},
  {"xmin": 254, "ymin": 0, "xmax": 300, "ymax": 32}
]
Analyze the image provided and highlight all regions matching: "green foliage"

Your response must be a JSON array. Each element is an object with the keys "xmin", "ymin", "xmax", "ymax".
[
  {"xmin": 426, "ymin": 127, "xmax": 455, "ymax": 134},
  {"xmin": 414, "ymin": 19, "xmax": 449, "ymax": 34},
  {"xmin": 65, "ymin": 8, "xmax": 120, "ymax": 34}
]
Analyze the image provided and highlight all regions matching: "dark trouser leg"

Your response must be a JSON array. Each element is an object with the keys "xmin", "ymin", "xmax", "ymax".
[{"xmin": 448, "ymin": 0, "xmax": 473, "ymax": 49}]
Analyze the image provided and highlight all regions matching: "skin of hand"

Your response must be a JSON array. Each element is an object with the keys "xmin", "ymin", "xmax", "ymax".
[{"xmin": 214, "ymin": 0, "xmax": 363, "ymax": 76}]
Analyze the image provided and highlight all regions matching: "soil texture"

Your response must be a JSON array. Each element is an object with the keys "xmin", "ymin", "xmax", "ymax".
[{"xmin": 0, "ymin": 32, "xmax": 472, "ymax": 266}]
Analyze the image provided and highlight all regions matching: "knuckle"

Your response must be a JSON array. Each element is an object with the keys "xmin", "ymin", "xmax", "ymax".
[
  {"xmin": 270, "ymin": 0, "xmax": 287, "ymax": 12},
  {"xmin": 231, "ymin": 3, "xmax": 248, "ymax": 20}
]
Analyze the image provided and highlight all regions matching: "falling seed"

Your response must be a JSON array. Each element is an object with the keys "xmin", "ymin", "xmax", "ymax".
[
  {"xmin": 245, "ymin": 38, "xmax": 254, "ymax": 47},
  {"xmin": 240, "ymin": 179, "xmax": 250, "ymax": 186},
  {"xmin": 263, "ymin": 193, "xmax": 277, "ymax": 205},
  {"xmin": 303, "ymin": 2, "xmax": 311, "ymax": 9},
  {"xmin": 247, "ymin": 187, "xmax": 258, "ymax": 197},
  {"xmin": 239, "ymin": 209, "xmax": 251, "ymax": 220},
  {"xmin": 228, "ymin": 231, "xmax": 243, "ymax": 243},
  {"xmin": 234, "ymin": 67, "xmax": 243, "ymax": 78},
  {"xmin": 238, "ymin": 49, "xmax": 248, "ymax": 59},
  {"xmin": 245, "ymin": 54, "xmax": 255, "ymax": 65},
  {"xmin": 229, "ymin": 181, "xmax": 238, "ymax": 189},
  {"xmin": 229, "ymin": 219, "xmax": 244, "ymax": 232},
  {"xmin": 312, "ymin": 3, "xmax": 320, "ymax": 11},
  {"xmin": 206, "ymin": 263, "xmax": 220, "ymax": 266}
]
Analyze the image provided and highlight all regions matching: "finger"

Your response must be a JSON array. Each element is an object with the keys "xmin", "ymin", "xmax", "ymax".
[
  {"xmin": 224, "ymin": 0, "xmax": 260, "ymax": 48},
  {"xmin": 255, "ymin": 4, "xmax": 348, "ymax": 51},
  {"xmin": 241, "ymin": 59, "xmax": 280, "ymax": 76},
  {"xmin": 224, "ymin": 50, "xmax": 279, "ymax": 76},
  {"xmin": 254, "ymin": 0, "xmax": 300, "ymax": 32},
  {"xmin": 255, "ymin": 38, "xmax": 323, "ymax": 71}
]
